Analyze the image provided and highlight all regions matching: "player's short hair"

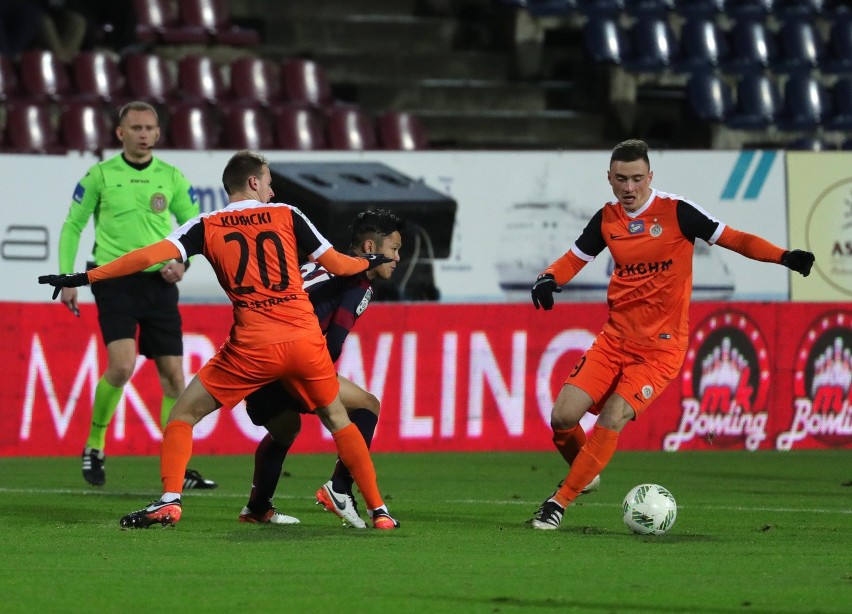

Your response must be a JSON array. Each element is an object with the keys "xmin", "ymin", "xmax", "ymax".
[
  {"xmin": 350, "ymin": 209, "xmax": 403, "ymax": 247},
  {"xmin": 118, "ymin": 101, "xmax": 159, "ymax": 125},
  {"xmin": 611, "ymin": 139, "xmax": 650, "ymax": 166},
  {"xmin": 222, "ymin": 150, "xmax": 269, "ymax": 195}
]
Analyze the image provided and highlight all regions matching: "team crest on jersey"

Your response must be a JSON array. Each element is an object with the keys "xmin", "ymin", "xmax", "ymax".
[
  {"xmin": 356, "ymin": 288, "xmax": 373, "ymax": 316},
  {"xmin": 664, "ymin": 310, "xmax": 770, "ymax": 451},
  {"xmin": 776, "ymin": 311, "xmax": 852, "ymax": 450},
  {"xmin": 642, "ymin": 385, "xmax": 654, "ymax": 399},
  {"xmin": 628, "ymin": 220, "xmax": 645, "ymax": 234},
  {"xmin": 649, "ymin": 223, "xmax": 663, "ymax": 237},
  {"xmin": 150, "ymin": 192, "xmax": 167, "ymax": 213}
]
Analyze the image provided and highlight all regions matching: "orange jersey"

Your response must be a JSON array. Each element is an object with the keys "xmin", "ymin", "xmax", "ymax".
[
  {"xmin": 168, "ymin": 200, "xmax": 334, "ymax": 347},
  {"xmin": 554, "ymin": 189, "xmax": 725, "ymax": 348}
]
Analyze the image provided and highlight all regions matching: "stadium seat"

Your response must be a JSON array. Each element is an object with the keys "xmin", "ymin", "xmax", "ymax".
[
  {"xmin": 273, "ymin": 105, "xmax": 326, "ymax": 150},
  {"xmin": 377, "ymin": 110, "xmax": 429, "ymax": 150},
  {"xmin": 774, "ymin": 19, "xmax": 824, "ymax": 74},
  {"xmin": 178, "ymin": 54, "xmax": 226, "ymax": 104},
  {"xmin": 583, "ymin": 16, "xmax": 628, "ymax": 65},
  {"xmin": 724, "ymin": 0, "xmax": 773, "ymax": 18},
  {"xmin": 498, "ymin": 1, "xmax": 578, "ymax": 17},
  {"xmin": 625, "ymin": 16, "xmax": 677, "ymax": 72},
  {"xmin": 623, "ymin": 0, "xmax": 674, "ymax": 16},
  {"xmin": 133, "ymin": 0, "xmax": 208, "ymax": 44},
  {"xmin": 18, "ymin": 50, "xmax": 72, "ymax": 102},
  {"xmin": 4, "ymin": 102, "xmax": 63, "ymax": 153},
  {"xmin": 677, "ymin": 16, "xmax": 729, "ymax": 72},
  {"xmin": 726, "ymin": 19, "xmax": 779, "ymax": 74},
  {"xmin": 686, "ymin": 71, "xmax": 733, "ymax": 122},
  {"xmin": 123, "ymin": 53, "xmax": 178, "ymax": 104},
  {"xmin": 672, "ymin": 0, "xmax": 723, "ymax": 16},
  {"xmin": 828, "ymin": 76, "xmax": 852, "ymax": 130},
  {"xmin": 824, "ymin": 14, "xmax": 852, "ymax": 74},
  {"xmin": 326, "ymin": 106, "xmax": 377, "ymax": 150},
  {"xmin": 72, "ymin": 51, "xmax": 126, "ymax": 103},
  {"xmin": 725, "ymin": 72, "xmax": 781, "ymax": 130},
  {"xmin": 222, "ymin": 105, "xmax": 274, "ymax": 149},
  {"xmin": 0, "ymin": 55, "xmax": 20, "ymax": 102},
  {"xmin": 774, "ymin": 0, "xmax": 824, "ymax": 17},
  {"xmin": 59, "ymin": 101, "xmax": 113, "ymax": 152},
  {"xmin": 786, "ymin": 136, "xmax": 832, "ymax": 150},
  {"xmin": 576, "ymin": 0, "xmax": 624, "ymax": 16},
  {"xmin": 778, "ymin": 74, "xmax": 831, "ymax": 130},
  {"xmin": 228, "ymin": 56, "xmax": 282, "ymax": 107},
  {"xmin": 165, "ymin": 101, "xmax": 220, "ymax": 149},
  {"xmin": 178, "ymin": 0, "xmax": 261, "ymax": 46},
  {"xmin": 280, "ymin": 59, "xmax": 335, "ymax": 109}
]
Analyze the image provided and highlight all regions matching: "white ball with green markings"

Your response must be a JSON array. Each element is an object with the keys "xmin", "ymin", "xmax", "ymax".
[{"xmin": 622, "ymin": 484, "xmax": 677, "ymax": 535}]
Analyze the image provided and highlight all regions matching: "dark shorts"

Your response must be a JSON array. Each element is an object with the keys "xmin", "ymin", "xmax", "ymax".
[
  {"xmin": 245, "ymin": 380, "xmax": 308, "ymax": 426},
  {"xmin": 91, "ymin": 271, "xmax": 183, "ymax": 358}
]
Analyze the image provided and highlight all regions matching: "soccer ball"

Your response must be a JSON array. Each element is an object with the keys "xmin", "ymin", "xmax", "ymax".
[{"xmin": 622, "ymin": 484, "xmax": 677, "ymax": 535}]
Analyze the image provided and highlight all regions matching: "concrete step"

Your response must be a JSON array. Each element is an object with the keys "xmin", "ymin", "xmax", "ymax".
[
  {"xmin": 314, "ymin": 50, "xmax": 512, "ymax": 83},
  {"xmin": 267, "ymin": 15, "xmax": 459, "ymax": 53},
  {"xmin": 413, "ymin": 110, "xmax": 606, "ymax": 149},
  {"xmin": 355, "ymin": 79, "xmax": 555, "ymax": 113}
]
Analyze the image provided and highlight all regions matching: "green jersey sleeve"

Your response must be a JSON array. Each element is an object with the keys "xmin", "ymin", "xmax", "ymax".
[{"xmin": 58, "ymin": 164, "xmax": 104, "ymax": 273}]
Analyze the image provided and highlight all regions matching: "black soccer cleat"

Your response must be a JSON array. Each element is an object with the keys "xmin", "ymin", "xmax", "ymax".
[
  {"xmin": 530, "ymin": 498, "xmax": 564, "ymax": 530},
  {"xmin": 183, "ymin": 468, "xmax": 217, "ymax": 490},
  {"xmin": 82, "ymin": 447, "xmax": 105, "ymax": 486}
]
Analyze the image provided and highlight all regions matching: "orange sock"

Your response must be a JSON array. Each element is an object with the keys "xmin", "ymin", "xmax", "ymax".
[
  {"xmin": 161, "ymin": 420, "xmax": 193, "ymax": 494},
  {"xmin": 553, "ymin": 425, "xmax": 619, "ymax": 507},
  {"xmin": 552, "ymin": 425, "xmax": 586, "ymax": 465},
  {"xmin": 333, "ymin": 423, "xmax": 383, "ymax": 510}
]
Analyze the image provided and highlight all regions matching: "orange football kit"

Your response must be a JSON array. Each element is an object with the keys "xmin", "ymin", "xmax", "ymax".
[{"xmin": 87, "ymin": 200, "xmax": 384, "ymax": 507}]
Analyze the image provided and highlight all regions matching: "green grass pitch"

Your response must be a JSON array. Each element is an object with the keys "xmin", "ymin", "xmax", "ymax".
[{"xmin": 0, "ymin": 450, "xmax": 849, "ymax": 613}]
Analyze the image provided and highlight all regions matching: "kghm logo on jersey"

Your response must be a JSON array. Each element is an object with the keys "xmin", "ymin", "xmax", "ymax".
[
  {"xmin": 776, "ymin": 311, "xmax": 852, "ymax": 450},
  {"xmin": 664, "ymin": 311, "xmax": 770, "ymax": 451}
]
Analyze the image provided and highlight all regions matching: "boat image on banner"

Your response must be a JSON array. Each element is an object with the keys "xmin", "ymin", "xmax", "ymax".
[{"xmin": 495, "ymin": 201, "xmax": 735, "ymax": 302}]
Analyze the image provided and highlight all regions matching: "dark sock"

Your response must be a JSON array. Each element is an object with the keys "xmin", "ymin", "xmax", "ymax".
[
  {"xmin": 247, "ymin": 433, "xmax": 290, "ymax": 512},
  {"xmin": 331, "ymin": 408, "xmax": 378, "ymax": 493}
]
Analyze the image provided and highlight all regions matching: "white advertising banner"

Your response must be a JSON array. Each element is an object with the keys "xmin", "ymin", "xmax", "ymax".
[{"xmin": 2, "ymin": 148, "xmax": 789, "ymax": 304}]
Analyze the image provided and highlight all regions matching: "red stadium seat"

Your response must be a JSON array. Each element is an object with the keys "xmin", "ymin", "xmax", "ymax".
[
  {"xmin": 273, "ymin": 105, "xmax": 326, "ymax": 150},
  {"xmin": 222, "ymin": 105, "xmax": 273, "ymax": 149},
  {"xmin": 228, "ymin": 56, "xmax": 281, "ymax": 107},
  {"xmin": 5, "ymin": 102, "xmax": 64, "ymax": 153},
  {"xmin": 178, "ymin": 0, "xmax": 261, "ymax": 46},
  {"xmin": 326, "ymin": 106, "xmax": 377, "ymax": 150},
  {"xmin": 281, "ymin": 59, "xmax": 335, "ymax": 109},
  {"xmin": 133, "ymin": 0, "xmax": 208, "ymax": 44},
  {"xmin": 60, "ymin": 101, "xmax": 113, "ymax": 152},
  {"xmin": 377, "ymin": 111, "xmax": 429, "ymax": 150},
  {"xmin": 72, "ymin": 51, "xmax": 126, "ymax": 103},
  {"xmin": 18, "ymin": 50, "xmax": 72, "ymax": 102},
  {"xmin": 178, "ymin": 54, "xmax": 226, "ymax": 104},
  {"xmin": 0, "ymin": 55, "xmax": 20, "ymax": 102},
  {"xmin": 123, "ymin": 53, "xmax": 178, "ymax": 104},
  {"xmin": 165, "ymin": 102, "xmax": 220, "ymax": 149}
]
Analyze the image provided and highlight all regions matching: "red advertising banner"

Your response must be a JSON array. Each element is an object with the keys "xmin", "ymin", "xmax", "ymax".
[{"xmin": 2, "ymin": 302, "xmax": 850, "ymax": 457}]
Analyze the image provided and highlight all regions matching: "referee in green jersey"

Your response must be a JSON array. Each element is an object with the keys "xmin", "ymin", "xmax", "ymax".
[{"xmin": 58, "ymin": 101, "xmax": 215, "ymax": 490}]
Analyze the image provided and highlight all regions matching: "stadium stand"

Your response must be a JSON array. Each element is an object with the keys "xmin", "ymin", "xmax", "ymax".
[
  {"xmin": 59, "ymin": 100, "xmax": 113, "ymax": 152},
  {"xmin": 273, "ymin": 104, "xmax": 327, "ymax": 150},
  {"xmin": 377, "ymin": 110, "xmax": 430, "ymax": 150},
  {"xmin": 326, "ymin": 105, "xmax": 377, "ymax": 150},
  {"xmin": 166, "ymin": 100, "xmax": 221, "ymax": 149},
  {"xmin": 72, "ymin": 51, "xmax": 127, "ymax": 104}
]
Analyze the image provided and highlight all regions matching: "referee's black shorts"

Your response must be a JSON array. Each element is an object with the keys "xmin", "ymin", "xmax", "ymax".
[{"xmin": 91, "ymin": 271, "xmax": 183, "ymax": 358}]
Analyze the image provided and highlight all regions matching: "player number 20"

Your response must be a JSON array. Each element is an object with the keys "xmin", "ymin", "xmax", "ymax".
[{"xmin": 224, "ymin": 231, "xmax": 289, "ymax": 294}]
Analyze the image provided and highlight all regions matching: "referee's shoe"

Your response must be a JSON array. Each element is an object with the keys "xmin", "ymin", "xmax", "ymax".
[{"xmin": 184, "ymin": 468, "xmax": 217, "ymax": 489}]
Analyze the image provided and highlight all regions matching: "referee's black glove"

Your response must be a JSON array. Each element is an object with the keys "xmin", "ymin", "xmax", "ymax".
[
  {"xmin": 781, "ymin": 250, "xmax": 815, "ymax": 277},
  {"xmin": 38, "ymin": 273, "xmax": 90, "ymax": 299},
  {"xmin": 531, "ymin": 273, "xmax": 561, "ymax": 310},
  {"xmin": 361, "ymin": 254, "xmax": 392, "ymax": 270}
]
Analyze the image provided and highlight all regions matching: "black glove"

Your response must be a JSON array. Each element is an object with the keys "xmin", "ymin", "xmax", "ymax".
[
  {"xmin": 38, "ymin": 273, "xmax": 90, "ymax": 299},
  {"xmin": 361, "ymin": 253, "xmax": 393, "ymax": 271},
  {"xmin": 531, "ymin": 273, "xmax": 562, "ymax": 310},
  {"xmin": 781, "ymin": 250, "xmax": 815, "ymax": 277}
]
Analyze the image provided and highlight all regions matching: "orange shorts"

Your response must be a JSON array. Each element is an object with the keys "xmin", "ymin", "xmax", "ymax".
[
  {"xmin": 198, "ymin": 333, "xmax": 339, "ymax": 411},
  {"xmin": 565, "ymin": 331, "xmax": 686, "ymax": 417}
]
